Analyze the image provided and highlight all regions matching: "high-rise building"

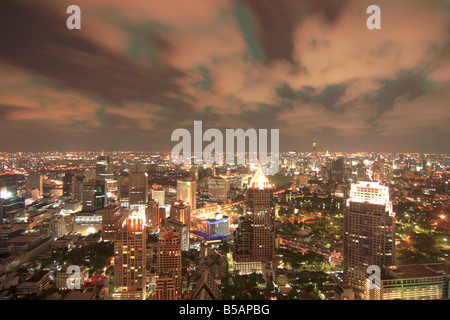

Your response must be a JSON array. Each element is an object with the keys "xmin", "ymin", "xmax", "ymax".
[
  {"xmin": 343, "ymin": 181, "xmax": 396, "ymax": 294},
  {"xmin": 146, "ymin": 199, "xmax": 160, "ymax": 231},
  {"xmin": 118, "ymin": 175, "xmax": 129, "ymax": 208},
  {"xmin": 162, "ymin": 217, "xmax": 189, "ymax": 251},
  {"xmin": 153, "ymin": 273, "xmax": 177, "ymax": 300},
  {"xmin": 82, "ymin": 180, "xmax": 105, "ymax": 212},
  {"xmin": 100, "ymin": 205, "xmax": 124, "ymax": 241},
  {"xmin": 71, "ymin": 175, "xmax": 85, "ymax": 201},
  {"xmin": 207, "ymin": 177, "xmax": 228, "ymax": 203},
  {"xmin": 0, "ymin": 196, "xmax": 25, "ymax": 224},
  {"xmin": 113, "ymin": 211, "xmax": 147, "ymax": 300},
  {"xmin": 232, "ymin": 167, "xmax": 275, "ymax": 274},
  {"xmin": 26, "ymin": 173, "xmax": 43, "ymax": 197},
  {"xmin": 190, "ymin": 165, "xmax": 199, "ymax": 181},
  {"xmin": 128, "ymin": 172, "xmax": 148, "ymax": 210},
  {"xmin": 154, "ymin": 225, "xmax": 182, "ymax": 300},
  {"xmin": 95, "ymin": 154, "xmax": 114, "ymax": 180},
  {"xmin": 331, "ymin": 157, "xmax": 345, "ymax": 183},
  {"xmin": 246, "ymin": 167, "xmax": 275, "ymax": 260},
  {"xmin": 151, "ymin": 189, "xmax": 165, "ymax": 207},
  {"xmin": 176, "ymin": 180, "xmax": 197, "ymax": 209},
  {"xmin": 170, "ymin": 200, "xmax": 191, "ymax": 233},
  {"xmin": 63, "ymin": 172, "xmax": 74, "ymax": 197}
]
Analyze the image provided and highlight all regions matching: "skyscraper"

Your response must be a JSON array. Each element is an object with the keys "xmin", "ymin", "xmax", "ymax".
[
  {"xmin": 96, "ymin": 154, "xmax": 114, "ymax": 180},
  {"xmin": 169, "ymin": 200, "xmax": 191, "ymax": 233},
  {"xmin": 343, "ymin": 181, "xmax": 396, "ymax": 294},
  {"xmin": 113, "ymin": 210, "xmax": 147, "ymax": 300},
  {"xmin": 82, "ymin": 179, "xmax": 105, "ymax": 212},
  {"xmin": 101, "ymin": 205, "xmax": 124, "ymax": 241},
  {"xmin": 232, "ymin": 167, "xmax": 275, "ymax": 274},
  {"xmin": 146, "ymin": 199, "xmax": 160, "ymax": 231},
  {"xmin": 128, "ymin": 172, "xmax": 148, "ymax": 210},
  {"xmin": 154, "ymin": 225, "xmax": 182, "ymax": 300},
  {"xmin": 26, "ymin": 173, "xmax": 43, "ymax": 197},
  {"xmin": 176, "ymin": 180, "xmax": 197, "ymax": 209},
  {"xmin": 151, "ymin": 189, "xmax": 165, "ymax": 207},
  {"xmin": 62, "ymin": 172, "xmax": 74, "ymax": 197},
  {"xmin": 246, "ymin": 167, "xmax": 275, "ymax": 260}
]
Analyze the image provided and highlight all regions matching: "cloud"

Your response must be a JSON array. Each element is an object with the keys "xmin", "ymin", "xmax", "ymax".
[{"xmin": 377, "ymin": 83, "xmax": 450, "ymax": 136}]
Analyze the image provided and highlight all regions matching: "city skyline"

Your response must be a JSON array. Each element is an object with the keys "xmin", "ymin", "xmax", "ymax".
[{"xmin": 0, "ymin": 0, "xmax": 449, "ymax": 153}]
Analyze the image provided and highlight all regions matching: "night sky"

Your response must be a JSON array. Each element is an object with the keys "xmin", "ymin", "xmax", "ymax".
[{"xmin": 0, "ymin": 0, "xmax": 449, "ymax": 153}]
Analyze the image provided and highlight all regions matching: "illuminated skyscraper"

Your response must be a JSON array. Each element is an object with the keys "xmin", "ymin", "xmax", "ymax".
[
  {"xmin": 151, "ymin": 189, "xmax": 165, "ymax": 207},
  {"xmin": 128, "ymin": 172, "xmax": 148, "ymax": 210},
  {"xmin": 246, "ymin": 167, "xmax": 275, "ymax": 260},
  {"xmin": 154, "ymin": 225, "xmax": 182, "ymax": 300},
  {"xmin": 82, "ymin": 179, "xmax": 105, "ymax": 212},
  {"xmin": 146, "ymin": 199, "xmax": 160, "ymax": 231},
  {"xmin": 113, "ymin": 210, "xmax": 147, "ymax": 300},
  {"xmin": 96, "ymin": 154, "xmax": 114, "ymax": 180},
  {"xmin": 343, "ymin": 181, "xmax": 396, "ymax": 294},
  {"xmin": 232, "ymin": 167, "xmax": 275, "ymax": 274},
  {"xmin": 101, "ymin": 205, "xmax": 124, "ymax": 241},
  {"xmin": 176, "ymin": 180, "xmax": 196, "ymax": 209},
  {"xmin": 169, "ymin": 200, "xmax": 191, "ymax": 233}
]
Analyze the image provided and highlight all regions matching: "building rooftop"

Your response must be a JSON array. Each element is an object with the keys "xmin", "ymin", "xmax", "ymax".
[{"xmin": 384, "ymin": 263, "xmax": 450, "ymax": 279}]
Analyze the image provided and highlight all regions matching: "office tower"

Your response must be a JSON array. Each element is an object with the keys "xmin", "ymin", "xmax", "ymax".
[
  {"xmin": 246, "ymin": 167, "xmax": 275, "ymax": 260},
  {"xmin": 343, "ymin": 181, "xmax": 396, "ymax": 294},
  {"xmin": 191, "ymin": 269, "xmax": 221, "ymax": 300},
  {"xmin": 26, "ymin": 173, "xmax": 43, "ymax": 197},
  {"xmin": 234, "ymin": 216, "xmax": 252, "ymax": 257},
  {"xmin": 96, "ymin": 154, "xmax": 114, "ymax": 180},
  {"xmin": 206, "ymin": 214, "xmax": 229, "ymax": 238},
  {"xmin": 146, "ymin": 199, "xmax": 161, "ymax": 231},
  {"xmin": 118, "ymin": 175, "xmax": 129, "ymax": 208},
  {"xmin": 113, "ymin": 211, "xmax": 147, "ymax": 300},
  {"xmin": 176, "ymin": 180, "xmax": 197, "ymax": 209},
  {"xmin": 71, "ymin": 175, "xmax": 85, "ymax": 201},
  {"xmin": 207, "ymin": 177, "xmax": 228, "ymax": 203},
  {"xmin": 84, "ymin": 168, "xmax": 96, "ymax": 181},
  {"xmin": 356, "ymin": 162, "xmax": 369, "ymax": 181},
  {"xmin": 170, "ymin": 200, "xmax": 191, "ymax": 233},
  {"xmin": 82, "ymin": 180, "xmax": 105, "ymax": 212},
  {"xmin": 0, "ymin": 196, "xmax": 25, "ymax": 224},
  {"xmin": 155, "ymin": 225, "xmax": 182, "ymax": 299},
  {"xmin": 190, "ymin": 165, "xmax": 199, "ymax": 181},
  {"xmin": 162, "ymin": 217, "xmax": 189, "ymax": 251},
  {"xmin": 151, "ymin": 189, "xmax": 165, "ymax": 207},
  {"xmin": 331, "ymin": 157, "xmax": 345, "ymax": 183},
  {"xmin": 231, "ymin": 167, "xmax": 275, "ymax": 274},
  {"xmin": 101, "ymin": 205, "xmax": 124, "ymax": 241},
  {"xmin": 62, "ymin": 172, "xmax": 74, "ymax": 197},
  {"xmin": 128, "ymin": 172, "xmax": 148, "ymax": 210}
]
